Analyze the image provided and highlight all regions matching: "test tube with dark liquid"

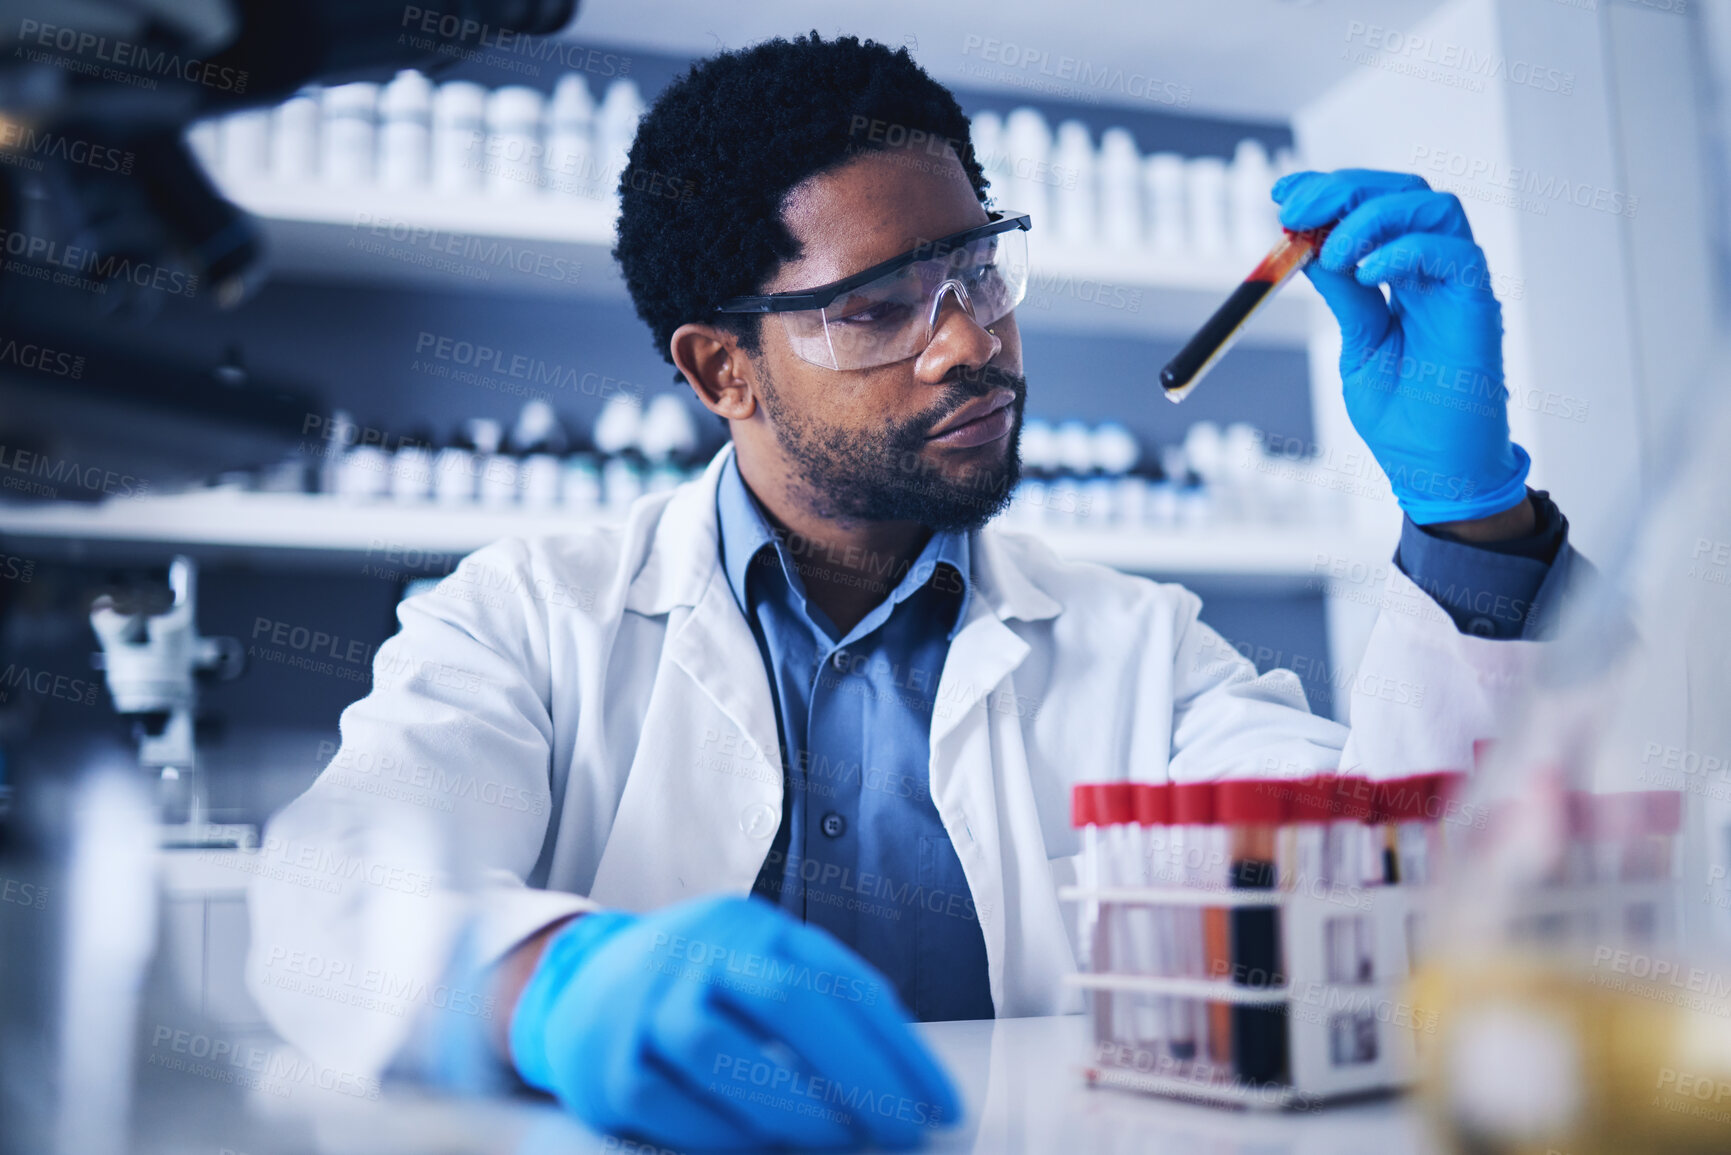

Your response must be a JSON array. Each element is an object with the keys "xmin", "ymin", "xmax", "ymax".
[{"xmin": 1159, "ymin": 227, "xmax": 1332, "ymax": 403}]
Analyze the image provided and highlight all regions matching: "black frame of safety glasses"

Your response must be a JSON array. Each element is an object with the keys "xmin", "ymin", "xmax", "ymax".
[{"xmin": 712, "ymin": 211, "xmax": 1032, "ymax": 315}]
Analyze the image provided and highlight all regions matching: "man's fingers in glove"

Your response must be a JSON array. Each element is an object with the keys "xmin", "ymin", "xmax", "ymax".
[
  {"xmin": 1320, "ymin": 189, "xmax": 1475, "ymax": 278},
  {"xmin": 645, "ymin": 983, "xmax": 857, "ymax": 1150},
  {"xmin": 1272, "ymin": 168, "xmax": 1430, "ymax": 231},
  {"xmin": 1354, "ymin": 233, "xmax": 1495, "ymax": 297},
  {"xmin": 567, "ymin": 1006, "xmax": 762, "ymax": 1151},
  {"xmin": 716, "ymin": 930, "xmax": 959, "ymax": 1147},
  {"xmin": 1301, "ymin": 261, "xmax": 1395, "ymax": 369},
  {"xmin": 778, "ymin": 922, "xmax": 962, "ymax": 1129}
]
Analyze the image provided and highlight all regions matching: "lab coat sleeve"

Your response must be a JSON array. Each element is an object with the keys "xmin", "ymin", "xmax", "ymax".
[
  {"xmin": 1332, "ymin": 558, "xmax": 1552, "ymax": 776},
  {"xmin": 1164, "ymin": 584, "xmax": 1350, "ymax": 783},
  {"xmin": 245, "ymin": 539, "xmax": 596, "ymax": 1077},
  {"xmin": 1163, "ymin": 553, "xmax": 1560, "ymax": 783}
]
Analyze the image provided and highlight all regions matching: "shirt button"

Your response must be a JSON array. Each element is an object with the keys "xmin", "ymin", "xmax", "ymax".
[
  {"xmin": 821, "ymin": 812, "xmax": 846, "ymax": 839},
  {"xmin": 831, "ymin": 651, "xmax": 849, "ymax": 671},
  {"xmin": 739, "ymin": 803, "xmax": 778, "ymax": 840},
  {"xmin": 1467, "ymin": 616, "xmax": 1497, "ymax": 637}
]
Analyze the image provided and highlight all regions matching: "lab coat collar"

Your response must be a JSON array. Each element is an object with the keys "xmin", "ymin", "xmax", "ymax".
[{"xmin": 624, "ymin": 441, "xmax": 1063, "ymax": 628}]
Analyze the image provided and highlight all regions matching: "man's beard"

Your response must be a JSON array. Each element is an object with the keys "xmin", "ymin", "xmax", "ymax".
[{"xmin": 758, "ymin": 363, "xmax": 1027, "ymax": 532}]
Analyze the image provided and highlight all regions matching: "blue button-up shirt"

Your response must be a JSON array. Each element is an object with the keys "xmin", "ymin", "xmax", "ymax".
[{"xmin": 716, "ymin": 455, "xmax": 994, "ymax": 1022}]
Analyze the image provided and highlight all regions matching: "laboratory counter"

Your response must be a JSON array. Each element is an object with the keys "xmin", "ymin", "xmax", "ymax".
[{"xmin": 141, "ymin": 1014, "xmax": 1437, "ymax": 1155}]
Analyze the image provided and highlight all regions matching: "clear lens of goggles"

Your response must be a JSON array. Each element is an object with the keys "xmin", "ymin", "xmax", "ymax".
[{"xmin": 778, "ymin": 227, "xmax": 1028, "ymax": 370}]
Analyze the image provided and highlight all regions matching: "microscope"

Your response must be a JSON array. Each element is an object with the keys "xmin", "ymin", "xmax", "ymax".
[{"xmin": 90, "ymin": 557, "xmax": 253, "ymax": 849}]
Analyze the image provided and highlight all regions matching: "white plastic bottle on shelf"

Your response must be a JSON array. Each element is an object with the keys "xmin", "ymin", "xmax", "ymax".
[
  {"xmin": 512, "ymin": 400, "xmax": 568, "ymax": 508},
  {"xmin": 603, "ymin": 455, "xmax": 644, "ymax": 512},
  {"xmin": 332, "ymin": 413, "xmax": 390, "ymax": 501},
  {"xmin": 521, "ymin": 453, "xmax": 562, "ymax": 507},
  {"xmin": 432, "ymin": 81, "xmax": 488, "ymax": 195},
  {"xmin": 1051, "ymin": 120, "xmax": 1096, "ymax": 250},
  {"xmin": 970, "ymin": 110, "xmax": 1017, "ymax": 213},
  {"xmin": 472, "ymin": 418, "xmax": 521, "ymax": 506},
  {"xmin": 1092, "ymin": 422, "xmax": 1143, "ymax": 525},
  {"xmin": 1144, "ymin": 152, "xmax": 1187, "ymax": 256},
  {"xmin": 1098, "ymin": 128, "xmax": 1143, "ymax": 251},
  {"xmin": 545, "ymin": 73, "xmax": 597, "ymax": 201},
  {"xmin": 1002, "ymin": 108, "xmax": 1052, "ymax": 234},
  {"xmin": 1010, "ymin": 418, "xmax": 1056, "ymax": 527},
  {"xmin": 968, "ymin": 110, "xmax": 1004, "ymax": 188},
  {"xmin": 270, "ymin": 90, "xmax": 321, "ymax": 183},
  {"xmin": 389, "ymin": 439, "xmax": 434, "ymax": 501},
  {"xmin": 218, "ymin": 109, "xmax": 270, "ymax": 184},
  {"xmin": 1184, "ymin": 417, "xmax": 1225, "ymax": 512},
  {"xmin": 561, "ymin": 454, "xmax": 602, "ymax": 511},
  {"xmin": 485, "ymin": 86, "xmax": 544, "ymax": 199},
  {"xmin": 1222, "ymin": 421, "xmax": 1269, "ymax": 523},
  {"xmin": 378, "ymin": 70, "xmax": 433, "ymax": 189},
  {"xmin": 321, "ymin": 83, "xmax": 379, "ymax": 186},
  {"xmin": 1051, "ymin": 420, "xmax": 1094, "ymax": 527},
  {"xmin": 1054, "ymin": 419, "xmax": 1095, "ymax": 477},
  {"xmin": 1092, "ymin": 422, "xmax": 1140, "ymax": 476},
  {"xmin": 593, "ymin": 392, "xmax": 644, "ymax": 457},
  {"xmin": 1150, "ymin": 444, "xmax": 1187, "ymax": 526},
  {"xmin": 186, "ymin": 120, "xmax": 222, "ymax": 174},
  {"xmin": 595, "ymin": 79, "xmax": 646, "ymax": 207},
  {"xmin": 433, "ymin": 434, "xmax": 478, "ymax": 505},
  {"xmin": 318, "ymin": 409, "xmax": 355, "ymax": 495},
  {"xmin": 1185, "ymin": 156, "xmax": 1229, "ymax": 262},
  {"xmin": 1229, "ymin": 139, "xmax": 1277, "ymax": 259},
  {"xmin": 638, "ymin": 393, "xmax": 699, "ymax": 462}
]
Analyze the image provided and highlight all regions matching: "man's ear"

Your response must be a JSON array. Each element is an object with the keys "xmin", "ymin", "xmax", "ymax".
[{"xmin": 671, "ymin": 323, "xmax": 757, "ymax": 421}]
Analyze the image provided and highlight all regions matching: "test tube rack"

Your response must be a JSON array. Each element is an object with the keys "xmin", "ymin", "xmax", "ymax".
[
  {"xmin": 1060, "ymin": 881, "xmax": 1434, "ymax": 1108},
  {"xmin": 1059, "ymin": 777, "xmax": 1684, "ymax": 1110}
]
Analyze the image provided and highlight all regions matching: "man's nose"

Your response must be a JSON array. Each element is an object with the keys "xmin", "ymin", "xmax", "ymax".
[{"xmin": 924, "ymin": 282, "xmax": 1001, "ymax": 369}]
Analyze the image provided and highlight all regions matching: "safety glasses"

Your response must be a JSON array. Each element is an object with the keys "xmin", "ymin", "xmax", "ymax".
[{"xmin": 714, "ymin": 211, "xmax": 1032, "ymax": 371}]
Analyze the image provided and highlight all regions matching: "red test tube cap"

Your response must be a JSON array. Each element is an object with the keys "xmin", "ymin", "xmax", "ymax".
[
  {"xmin": 1173, "ymin": 781, "xmax": 1216, "ymax": 825},
  {"xmin": 1374, "ymin": 775, "xmax": 1433, "ymax": 823},
  {"xmin": 1216, "ymin": 779, "xmax": 1288, "ymax": 825},
  {"xmin": 1333, "ymin": 775, "xmax": 1375, "ymax": 822},
  {"xmin": 1133, "ymin": 783, "xmax": 1173, "ymax": 826},
  {"xmin": 1430, "ymin": 771, "xmax": 1467, "ymax": 803},
  {"xmin": 1071, "ymin": 783, "xmax": 1097, "ymax": 828},
  {"xmin": 1640, "ymin": 790, "xmax": 1683, "ymax": 836},
  {"xmin": 1097, "ymin": 782, "xmax": 1135, "ymax": 825},
  {"xmin": 1288, "ymin": 776, "xmax": 1339, "ymax": 824}
]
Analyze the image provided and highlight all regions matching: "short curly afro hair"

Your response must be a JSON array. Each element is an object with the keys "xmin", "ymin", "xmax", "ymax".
[{"xmin": 612, "ymin": 33, "xmax": 989, "ymax": 367}]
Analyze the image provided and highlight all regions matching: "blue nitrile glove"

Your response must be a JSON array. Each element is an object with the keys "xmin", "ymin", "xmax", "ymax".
[
  {"xmin": 508, "ymin": 895, "xmax": 961, "ymax": 1151},
  {"xmin": 1272, "ymin": 168, "xmax": 1531, "ymax": 525}
]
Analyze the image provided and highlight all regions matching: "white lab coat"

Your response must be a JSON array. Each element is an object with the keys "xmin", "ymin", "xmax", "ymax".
[{"xmin": 247, "ymin": 444, "xmax": 1545, "ymax": 1076}]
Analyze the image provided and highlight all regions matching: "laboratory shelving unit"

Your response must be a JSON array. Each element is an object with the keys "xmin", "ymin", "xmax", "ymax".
[
  {"xmin": 219, "ymin": 180, "xmax": 1317, "ymax": 347},
  {"xmin": 0, "ymin": 489, "xmax": 1388, "ymax": 589},
  {"xmin": 1, "ymin": 172, "xmax": 1370, "ymax": 587}
]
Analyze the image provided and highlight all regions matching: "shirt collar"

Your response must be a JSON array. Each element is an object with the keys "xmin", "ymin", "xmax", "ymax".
[{"xmin": 715, "ymin": 451, "xmax": 973, "ymax": 640}]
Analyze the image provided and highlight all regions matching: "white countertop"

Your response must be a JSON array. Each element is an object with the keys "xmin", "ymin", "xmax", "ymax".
[{"xmin": 244, "ymin": 1015, "xmax": 1438, "ymax": 1155}]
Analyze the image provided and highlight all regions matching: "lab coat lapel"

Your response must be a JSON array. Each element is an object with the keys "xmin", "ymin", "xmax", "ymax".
[
  {"xmin": 589, "ymin": 448, "xmax": 785, "ymax": 910},
  {"xmin": 927, "ymin": 527, "xmax": 1063, "ymax": 1011}
]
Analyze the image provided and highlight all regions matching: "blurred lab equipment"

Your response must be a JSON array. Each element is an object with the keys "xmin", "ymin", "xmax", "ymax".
[
  {"xmin": 0, "ymin": 0, "xmax": 580, "ymax": 311},
  {"xmin": 1407, "ymin": 343, "xmax": 1731, "ymax": 1153},
  {"xmin": 89, "ymin": 557, "xmax": 251, "ymax": 848}
]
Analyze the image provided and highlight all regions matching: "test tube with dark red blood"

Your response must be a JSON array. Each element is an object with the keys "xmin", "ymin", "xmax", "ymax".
[
  {"xmin": 1159, "ymin": 227, "xmax": 1333, "ymax": 403},
  {"xmin": 1218, "ymin": 780, "xmax": 1289, "ymax": 1086}
]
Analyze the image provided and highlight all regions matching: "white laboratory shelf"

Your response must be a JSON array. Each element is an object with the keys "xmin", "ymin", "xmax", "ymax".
[
  {"xmin": 0, "ymin": 490, "xmax": 1385, "ymax": 579},
  {"xmin": 223, "ymin": 181, "xmax": 1314, "ymax": 344}
]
